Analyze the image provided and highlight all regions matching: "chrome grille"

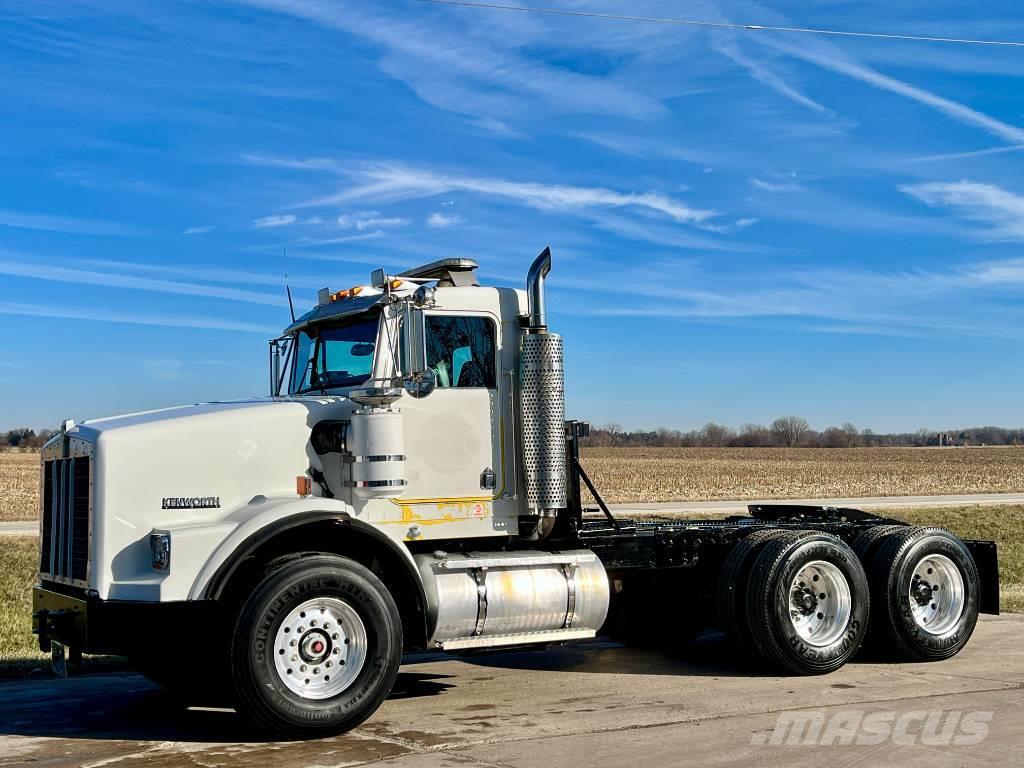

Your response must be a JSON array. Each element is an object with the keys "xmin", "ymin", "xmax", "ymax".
[{"xmin": 40, "ymin": 454, "xmax": 91, "ymax": 583}]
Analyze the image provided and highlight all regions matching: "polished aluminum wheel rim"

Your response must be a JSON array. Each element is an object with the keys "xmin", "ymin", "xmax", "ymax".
[
  {"xmin": 273, "ymin": 597, "xmax": 367, "ymax": 700},
  {"xmin": 788, "ymin": 560, "xmax": 852, "ymax": 647},
  {"xmin": 909, "ymin": 553, "xmax": 965, "ymax": 635}
]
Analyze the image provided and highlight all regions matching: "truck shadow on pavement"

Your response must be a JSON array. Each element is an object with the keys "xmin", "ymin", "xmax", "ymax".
[
  {"xmin": 0, "ymin": 634, "xmax": 879, "ymax": 744},
  {"xmin": 456, "ymin": 631, "xmax": 784, "ymax": 678},
  {"xmin": 0, "ymin": 670, "xmax": 457, "ymax": 744}
]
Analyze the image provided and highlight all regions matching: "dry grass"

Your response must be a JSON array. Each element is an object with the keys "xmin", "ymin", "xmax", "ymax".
[
  {"xmin": 0, "ymin": 451, "xmax": 38, "ymax": 523},
  {"xmin": 581, "ymin": 446, "xmax": 1024, "ymax": 504},
  {"xmin": 0, "ymin": 537, "xmax": 124, "ymax": 678}
]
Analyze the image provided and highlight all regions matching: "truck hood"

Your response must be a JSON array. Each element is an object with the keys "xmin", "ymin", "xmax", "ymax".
[
  {"xmin": 62, "ymin": 396, "xmax": 354, "ymax": 600},
  {"xmin": 72, "ymin": 397, "xmax": 344, "ymax": 438}
]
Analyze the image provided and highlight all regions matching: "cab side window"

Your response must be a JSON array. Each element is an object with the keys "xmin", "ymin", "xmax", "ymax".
[{"xmin": 425, "ymin": 316, "xmax": 496, "ymax": 388}]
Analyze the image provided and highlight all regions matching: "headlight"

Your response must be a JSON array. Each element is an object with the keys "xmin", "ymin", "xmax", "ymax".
[{"xmin": 150, "ymin": 531, "xmax": 171, "ymax": 572}]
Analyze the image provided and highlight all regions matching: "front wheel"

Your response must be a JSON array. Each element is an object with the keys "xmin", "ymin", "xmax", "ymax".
[{"xmin": 231, "ymin": 553, "xmax": 402, "ymax": 738}]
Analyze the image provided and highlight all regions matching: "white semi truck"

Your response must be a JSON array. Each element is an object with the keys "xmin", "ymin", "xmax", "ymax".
[{"xmin": 33, "ymin": 249, "xmax": 999, "ymax": 737}]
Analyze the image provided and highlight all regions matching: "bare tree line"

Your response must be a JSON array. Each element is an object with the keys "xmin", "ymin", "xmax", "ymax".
[
  {"xmin": 5, "ymin": 420, "xmax": 1023, "ymax": 452},
  {"xmin": 585, "ymin": 418, "xmax": 1024, "ymax": 448}
]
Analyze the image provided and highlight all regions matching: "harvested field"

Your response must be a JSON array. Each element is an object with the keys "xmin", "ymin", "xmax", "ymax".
[
  {"xmin": 4, "ymin": 447, "xmax": 1024, "ymax": 521},
  {"xmin": 580, "ymin": 446, "xmax": 1024, "ymax": 504},
  {"xmin": 0, "ymin": 451, "xmax": 38, "ymax": 523}
]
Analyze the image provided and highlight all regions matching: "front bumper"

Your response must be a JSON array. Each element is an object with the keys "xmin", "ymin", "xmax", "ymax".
[
  {"xmin": 33, "ymin": 584, "xmax": 218, "ymax": 655},
  {"xmin": 33, "ymin": 585, "xmax": 88, "ymax": 653}
]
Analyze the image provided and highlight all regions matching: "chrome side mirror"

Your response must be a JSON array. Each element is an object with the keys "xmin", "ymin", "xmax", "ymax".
[
  {"xmin": 399, "ymin": 298, "xmax": 434, "ymax": 397},
  {"xmin": 401, "ymin": 301, "xmax": 426, "ymax": 368},
  {"xmin": 403, "ymin": 368, "xmax": 436, "ymax": 399}
]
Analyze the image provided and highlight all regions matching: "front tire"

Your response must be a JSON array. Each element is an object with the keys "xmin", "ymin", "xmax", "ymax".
[{"xmin": 231, "ymin": 553, "xmax": 402, "ymax": 738}]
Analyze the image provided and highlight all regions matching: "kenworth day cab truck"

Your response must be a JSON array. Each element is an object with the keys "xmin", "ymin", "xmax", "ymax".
[{"xmin": 33, "ymin": 249, "xmax": 999, "ymax": 738}]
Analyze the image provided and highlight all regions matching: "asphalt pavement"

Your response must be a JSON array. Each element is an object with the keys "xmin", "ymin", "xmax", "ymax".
[{"xmin": 1, "ymin": 615, "xmax": 1021, "ymax": 767}]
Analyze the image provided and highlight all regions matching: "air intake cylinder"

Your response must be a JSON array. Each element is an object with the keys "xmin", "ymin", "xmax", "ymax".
[{"xmin": 519, "ymin": 332, "xmax": 567, "ymax": 514}]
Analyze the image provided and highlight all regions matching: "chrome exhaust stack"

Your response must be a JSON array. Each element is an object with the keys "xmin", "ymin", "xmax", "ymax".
[
  {"xmin": 518, "ymin": 247, "xmax": 567, "ymax": 535},
  {"xmin": 526, "ymin": 246, "xmax": 552, "ymax": 331}
]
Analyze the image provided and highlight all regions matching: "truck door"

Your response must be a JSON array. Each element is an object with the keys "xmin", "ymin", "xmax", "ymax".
[{"xmin": 395, "ymin": 311, "xmax": 507, "ymax": 534}]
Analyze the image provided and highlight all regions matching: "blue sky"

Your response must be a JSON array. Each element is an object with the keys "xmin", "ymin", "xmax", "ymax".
[{"xmin": 2, "ymin": 1, "xmax": 1023, "ymax": 433}]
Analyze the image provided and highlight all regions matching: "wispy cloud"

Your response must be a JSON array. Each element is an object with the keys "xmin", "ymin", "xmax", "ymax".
[
  {"xmin": 0, "ymin": 254, "xmax": 288, "ymax": 306},
  {"xmin": 234, "ymin": 0, "xmax": 664, "ymax": 121},
  {"xmin": 557, "ymin": 256, "xmax": 1024, "ymax": 338},
  {"xmin": 572, "ymin": 132, "xmax": 712, "ymax": 166},
  {"xmin": 766, "ymin": 39, "xmax": 1024, "ymax": 145},
  {"xmin": 183, "ymin": 225, "xmax": 215, "ymax": 235},
  {"xmin": 336, "ymin": 211, "xmax": 409, "ymax": 230},
  {"xmin": 0, "ymin": 302, "xmax": 276, "ymax": 334},
  {"xmin": 749, "ymin": 177, "xmax": 803, "ymax": 193},
  {"xmin": 426, "ymin": 211, "xmax": 463, "ymax": 229},
  {"xmin": 908, "ymin": 145, "xmax": 1024, "ymax": 164},
  {"xmin": 713, "ymin": 40, "xmax": 830, "ymax": 115},
  {"xmin": 253, "ymin": 213, "xmax": 297, "ymax": 228},
  {"xmin": 243, "ymin": 154, "xmax": 344, "ymax": 173},
  {"xmin": 297, "ymin": 163, "xmax": 719, "ymax": 228},
  {"xmin": 901, "ymin": 180, "xmax": 1024, "ymax": 240},
  {"xmin": 0, "ymin": 209, "xmax": 139, "ymax": 236},
  {"xmin": 470, "ymin": 116, "xmax": 525, "ymax": 139}
]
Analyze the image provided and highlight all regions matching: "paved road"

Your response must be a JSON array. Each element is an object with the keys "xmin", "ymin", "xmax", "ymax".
[
  {"xmin": 0, "ymin": 615, "xmax": 1020, "ymax": 767},
  {"xmin": 3, "ymin": 492, "xmax": 1023, "ymax": 537}
]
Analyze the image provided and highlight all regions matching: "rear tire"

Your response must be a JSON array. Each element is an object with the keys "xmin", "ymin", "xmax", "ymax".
[
  {"xmin": 231, "ymin": 553, "xmax": 402, "ymax": 738},
  {"xmin": 868, "ymin": 527, "xmax": 979, "ymax": 662},
  {"xmin": 718, "ymin": 529, "xmax": 792, "ymax": 649},
  {"xmin": 851, "ymin": 524, "xmax": 910, "ymax": 566},
  {"xmin": 745, "ymin": 531, "xmax": 870, "ymax": 675}
]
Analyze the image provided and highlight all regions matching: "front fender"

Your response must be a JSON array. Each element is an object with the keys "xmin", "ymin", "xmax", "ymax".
[{"xmin": 187, "ymin": 498, "xmax": 418, "ymax": 601}]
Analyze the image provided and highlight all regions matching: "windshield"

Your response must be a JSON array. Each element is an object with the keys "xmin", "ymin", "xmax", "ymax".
[{"xmin": 290, "ymin": 315, "xmax": 379, "ymax": 394}]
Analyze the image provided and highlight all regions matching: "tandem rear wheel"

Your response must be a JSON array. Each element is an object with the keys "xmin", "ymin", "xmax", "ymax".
[
  {"xmin": 853, "ymin": 526, "xmax": 980, "ymax": 661},
  {"xmin": 719, "ymin": 530, "xmax": 870, "ymax": 674}
]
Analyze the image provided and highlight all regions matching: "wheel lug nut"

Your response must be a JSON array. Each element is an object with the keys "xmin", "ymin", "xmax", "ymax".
[
  {"xmin": 326, "ymin": 661, "xmax": 333, "ymax": 668},
  {"xmin": 290, "ymin": 639, "xmax": 297, "ymax": 647},
  {"xmin": 332, "ymin": 633, "xmax": 339, "ymax": 640},
  {"xmin": 310, "ymin": 619, "xmax": 317, "ymax": 627},
  {"xmin": 300, "ymin": 665, "xmax": 307, "ymax": 672},
  {"xmin": 313, "ymin": 667, "xmax": 320, "ymax": 674}
]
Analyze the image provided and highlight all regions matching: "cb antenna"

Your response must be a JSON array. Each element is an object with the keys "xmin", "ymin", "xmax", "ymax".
[{"xmin": 284, "ymin": 248, "xmax": 296, "ymax": 322}]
